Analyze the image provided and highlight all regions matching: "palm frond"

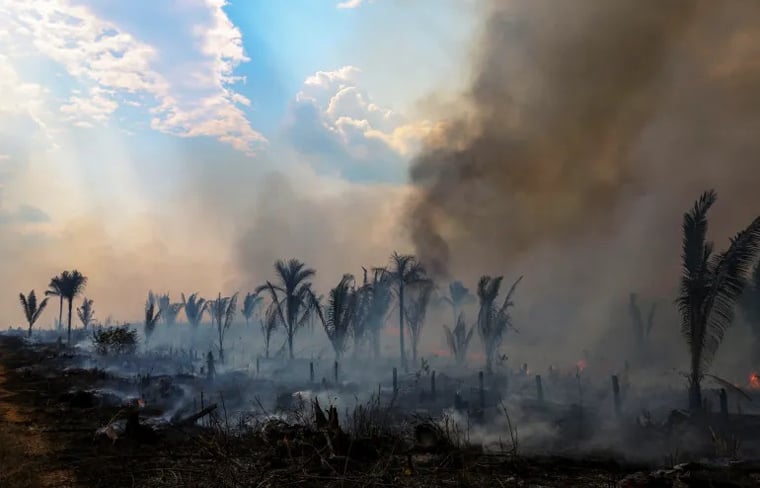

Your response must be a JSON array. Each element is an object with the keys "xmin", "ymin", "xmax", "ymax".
[
  {"xmin": 182, "ymin": 292, "xmax": 207, "ymax": 327},
  {"xmin": 242, "ymin": 291, "xmax": 263, "ymax": 320},
  {"xmin": 144, "ymin": 291, "xmax": 162, "ymax": 339},
  {"xmin": 319, "ymin": 274, "xmax": 355, "ymax": 358},
  {"xmin": 700, "ymin": 217, "xmax": 760, "ymax": 369},
  {"xmin": 76, "ymin": 297, "xmax": 94, "ymax": 328}
]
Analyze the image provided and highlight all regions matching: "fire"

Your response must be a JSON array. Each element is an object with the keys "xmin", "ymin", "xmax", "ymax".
[
  {"xmin": 749, "ymin": 372, "xmax": 760, "ymax": 390},
  {"xmin": 576, "ymin": 359, "xmax": 587, "ymax": 373}
]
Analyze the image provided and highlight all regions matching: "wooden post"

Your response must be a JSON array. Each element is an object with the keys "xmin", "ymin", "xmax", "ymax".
[
  {"xmin": 536, "ymin": 374, "xmax": 544, "ymax": 403},
  {"xmin": 334, "ymin": 361, "xmax": 339, "ymax": 384},
  {"xmin": 431, "ymin": 371, "xmax": 436, "ymax": 400},
  {"xmin": 393, "ymin": 367, "xmax": 398, "ymax": 391},
  {"xmin": 479, "ymin": 371, "xmax": 485, "ymax": 410},
  {"xmin": 256, "ymin": 356, "xmax": 260, "ymax": 376},
  {"xmin": 611, "ymin": 375, "xmax": 621, "ymax": 417},
  {"xmin": 720, "ymin": 388, "xmax": 728, "ymax": 418},
  {"xmin": 310, "ymin": 362, "xmax": 315, "ymax": 383}
]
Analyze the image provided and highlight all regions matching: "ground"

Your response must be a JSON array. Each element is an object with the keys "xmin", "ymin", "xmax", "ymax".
[{"xmin": 0, "ymin": 335, "xmax": 737, "ymax": 487}]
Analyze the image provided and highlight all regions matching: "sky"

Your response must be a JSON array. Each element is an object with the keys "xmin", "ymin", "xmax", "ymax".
[
  {"xmin": 0, "ymin": 0, "xmax": 481, "ymax": 326},
  {"xmin": 3, "ymin": 0, "xmax": 759, "ymax": 379}
]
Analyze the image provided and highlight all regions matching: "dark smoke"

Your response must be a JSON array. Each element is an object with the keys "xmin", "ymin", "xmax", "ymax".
[
  {"xmin": 408, "ymin": 0, "xmax": 760, "ymax": 282},
  {"xmin": 405, "ymin": 0, "xmax": 760, "ymax": 366}
]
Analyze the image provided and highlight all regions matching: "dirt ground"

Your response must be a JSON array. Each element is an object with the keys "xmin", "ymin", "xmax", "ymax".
[{"xmin": 0, "ymin": 335, "xmax": 728, "ymax": 488}]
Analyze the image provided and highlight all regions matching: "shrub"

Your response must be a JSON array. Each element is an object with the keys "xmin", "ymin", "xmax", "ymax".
[{"xmin": 92, "ymin": 325, "xmax": 138, "ymax": 355}]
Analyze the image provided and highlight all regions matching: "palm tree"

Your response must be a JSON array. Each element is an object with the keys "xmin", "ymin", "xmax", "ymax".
[
  {"xmin": 45, "ymin": 275, "xmax": 64, "ymax": 331},
  {"xmin": 628, "ymin": 293, "xmax": 657, "ymax": 355},
  {"xmin": 59, "ymin": 270, "xmax": 87, "ymax": 344},
  {"xmin": 157, "ymin": 293, "xmax": 184, "ymax": 327},
  {"xmin": 441, "ymin": 281, "xmax": 473, "ymax": 324},
  {"xmin": 362, "ymin": 268, "xmax": 394, "ymax": 359},
  {"xmin": 19, "ymin": 290, "xmax": 48, "ymax": 337},
  {"xmin": 261, "ymin": 300, "xmax": 279, "ymax": 359},
  {"xmin": 182, "ymin": 293, "xmax": 207, "ymax": 328},
  {"xmin": 405, "ymin": 281, "xmax": 434, "ymax": 366},
  {"xmin": 144, "ymin": 291, "xmax": 162, "ymax": 344},
  {"xmin": 477, "ymin": 275, "xmax": 522, "ymax": 375},
  {"xmin": 76, "ymin": 297, "xmax": 94, "ymax": 330},
  {"xmin": 676, "ymin": 190, "xmax": 760, "ymax": 410},
  {"xmin": 208, "ymin": 292, "xmax": 239, "ymax": 364},
  {"xmin": 444, "ymin": 313, "xmax": 476, "ymax": 366},
  {"xmin": 318, "ymin": 274, "xmax": 356, "ymax": 360},
  {"xmin": 349, "ymin": 269, "xmax": 373, "ymax": 357},
  {"xmin": 387, "ymin": 252, "xmax": 428, "ymax": 371},
  {"xmin": 242, "ymin": 291, "xmax": 263, "ymax": 330},
  {"xmin": 256, "ymin": 259, "xmax": 319, "ymax": 360}
]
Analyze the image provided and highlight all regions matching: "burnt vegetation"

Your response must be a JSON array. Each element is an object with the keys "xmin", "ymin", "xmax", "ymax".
[
  {"xmin": 7, "ymin": 0, "xmax": 760, "ymax": 484},
  {"xmin": 5, "ymin": 190, "xmax": 760, "ymax": 487}
]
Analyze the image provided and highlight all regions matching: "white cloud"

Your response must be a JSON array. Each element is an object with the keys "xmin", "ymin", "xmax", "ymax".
[
  {"xmin": 336, "ymin": 0, "xmax": 371, "ymax": 9},
  {"xmin": 0, "ymin": 54, "xmax": 57, "ymax": 146},
  {"xmin": 284, "ymin": 66, "xmax": 436, "ymax": 181},
  {"xmin": 298, "ymin": 66, "xmax": 433, "ymax": 153},
  {"xmin": 60, "ymin": 86, "xmax": 119, "ymax": 126},
  {"xmin": 0, "ymin": 0, "xmax": 265, "ymax": 153}
]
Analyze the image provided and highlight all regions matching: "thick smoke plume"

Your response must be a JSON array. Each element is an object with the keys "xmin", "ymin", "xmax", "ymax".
[{"xmin": 407, "ymin": 0, "xmax": 760, "ymax": 366}]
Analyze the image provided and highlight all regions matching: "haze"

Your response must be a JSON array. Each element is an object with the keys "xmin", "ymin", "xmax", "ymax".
[{"xmin": 3, "ymin": 0, "xmax": 760, "ymax": 374}]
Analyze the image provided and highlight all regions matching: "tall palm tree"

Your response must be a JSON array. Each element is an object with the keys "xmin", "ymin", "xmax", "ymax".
[
  {"xmin": 362, "ymin": 267, "xmax": 394, "ymax": 359},
  {"xmin": 45, "ymin": 275, "xmax": 64, "ymax": 331},
  {"xmin": 676, "ymin": 190, "xmax": 760, "ymax": 410},
  {"xmin": 76, "ymin": 297, "xmax": 94, "ymax": 330},
  {"xmin": 444, "ymin": 313, "xmax": 476, "ymax": 366},
  {"xmin": 208, "ymin": 292, "xmax": 239, "ymax": 364},
  {"xmin": 182, "ymin": 293, "xmax": 207, "ymax": 328},
  {"xmin": 19, "ymin": 290, "xmax": 48, "ymax": 337},
  {"xmin": 242, "ymin": 291, "xmax": 263, "ymax": 330},
  {"xmin": 318, "ymin": 274, "xmax": 356, "ymax": 361},
  {"xmin": 144, "ymin": 291, "xmax": 161, "ymax": 344},
  {"xmin": 59, "ymin": 270, "xmax": 87, "ymax": 344},
  {"xmin": 405, "ymin": 281, "xmax": 434, "ymax": 366},
  {"xmin": 388, "ymin": 252, "xmax": 428, "ymax": 371},
  {"xmin": 256, "ymin": 259, "xmax": 319, "ymax": 360},
  {"xmin": 477, "ymin": 275, "xmax": 522, "ymax": 375},
  {"xmin": 441, "ymin": 281, "xmax": 473, "ymax": 325}
]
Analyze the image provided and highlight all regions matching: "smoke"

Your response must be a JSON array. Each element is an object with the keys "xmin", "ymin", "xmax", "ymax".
[{"xmin": 407, "ymin": 0, "xmax": 760, "ymax": 363}]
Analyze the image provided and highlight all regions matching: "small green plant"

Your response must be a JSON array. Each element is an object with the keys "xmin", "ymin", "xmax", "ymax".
[{"xmin": 92, "ymin": 325, "xmax": 138, "ymax": 355}]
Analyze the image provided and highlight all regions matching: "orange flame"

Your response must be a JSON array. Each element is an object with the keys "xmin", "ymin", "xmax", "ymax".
[
  {"xmin": 749, "ymin": 372, "xmax": 760, "ymax": 390},
  {"xmin": 576, "ymin": 359, "xmax": 587, "ymax": 373}
]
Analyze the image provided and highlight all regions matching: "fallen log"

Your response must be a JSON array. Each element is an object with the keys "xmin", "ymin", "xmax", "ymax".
[{"xmin": 173, "ymin": 403, "xmax": 218, "ymax": 427}]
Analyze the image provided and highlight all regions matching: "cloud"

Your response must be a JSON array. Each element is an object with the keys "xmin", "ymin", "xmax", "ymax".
[
  {"xmin": 0, "ymin": 0, "xmax": 265, "ymax": 153},
  {"xmin": 0, "ymin": 187, "xmax": 49, "ymax": 225},
  {"xmin": 336, "ymin": 0, "xmax": 372, "ymax": 9},
  {"xmin": 0, "ymin": 204, "xmax": 50, "ymax": 225},
  {"xmin": 0, "ymin": 55, "xmax": 56, "ymax": 145},
  {"xmin": 283, "ymin": 66, "xmax": 434, "ymax": 182}
]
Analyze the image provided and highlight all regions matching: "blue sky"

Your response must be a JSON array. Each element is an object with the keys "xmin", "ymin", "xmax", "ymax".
[{"xmin": 0, "ymin": 0, "xmax": 478, "ymax": 323}]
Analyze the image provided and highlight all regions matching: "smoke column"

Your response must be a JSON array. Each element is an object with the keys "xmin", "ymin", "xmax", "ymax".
[{"xmin": 407, "ymin": 0, "xmax": 760, "ymax": 363}]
